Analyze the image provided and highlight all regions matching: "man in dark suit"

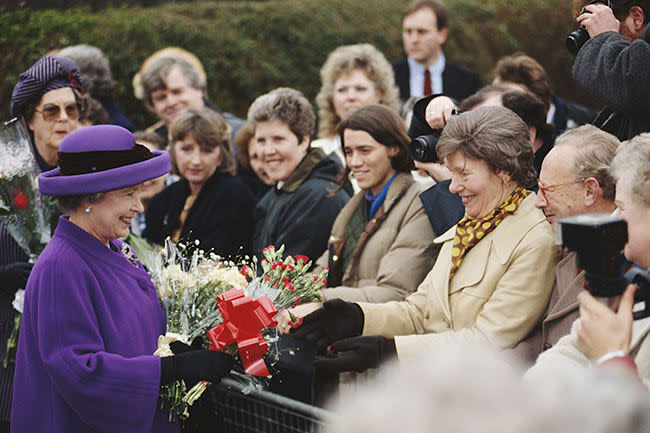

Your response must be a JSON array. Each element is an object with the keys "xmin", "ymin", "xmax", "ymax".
[{"xmin": 393, "ymin": 0, "xmax": 481, "ymax": 103}]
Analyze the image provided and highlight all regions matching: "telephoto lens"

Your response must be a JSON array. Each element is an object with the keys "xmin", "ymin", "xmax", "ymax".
[
  {"xmin": 566, "ymin": 27, "xmax": 591, "ymax": 55},
  {"xmin": 409, "ymin": 131, "xmax": 441, "ymax": 163}
]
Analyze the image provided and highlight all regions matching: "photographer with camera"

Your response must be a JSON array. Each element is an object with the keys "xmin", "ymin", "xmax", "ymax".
[
  {"xmin": 526, "ymin": 133, "xmax": 650, "ymax": 384},
  {"xmin": 571, "ymin": 0, "xmax": 650, "ymax": 140}
]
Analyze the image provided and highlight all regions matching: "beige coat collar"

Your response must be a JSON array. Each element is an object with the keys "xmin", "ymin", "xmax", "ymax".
[{"xmin": 329, "ymin": 172, "xmax": 415, "ymax": 240}]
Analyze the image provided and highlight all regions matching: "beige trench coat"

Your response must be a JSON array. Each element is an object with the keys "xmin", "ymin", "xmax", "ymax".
[
  {"xmin": 359, "ymin": 193, "xmax": 561, "ymax": 361},
  {"xmin": 319, "ymin": 173, "xmax": 438, "ymax": 303},
  {"xmin": 513, "ymin": 251, "xmax": 583, "ymax": 364}
]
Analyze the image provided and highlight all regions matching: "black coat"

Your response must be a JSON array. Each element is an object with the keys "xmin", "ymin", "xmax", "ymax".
[
  {"xmin": 393, "ymin": 58, "xmax": 481, "ymax": 102},
  {"xmin": 253, "ymin": 148, "xmax": 350, "ymax": 262},
  {"xmin": 143, "ymin": 172, "xmax": 255, "ymax": 258},
  {"xmin": 572, "ymin": 26, "xmax": 650, "ymax": 141}
]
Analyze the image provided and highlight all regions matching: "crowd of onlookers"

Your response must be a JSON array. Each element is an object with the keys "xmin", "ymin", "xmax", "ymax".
[{"xmin": 2, "ymin": 0, "xmax": 650, "ymax": 431}]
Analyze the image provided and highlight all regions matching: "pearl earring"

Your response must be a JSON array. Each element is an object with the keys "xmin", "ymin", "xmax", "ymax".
[{"xmin": 85, "ymin": 207, "xmax": 91, "ymax": 213}]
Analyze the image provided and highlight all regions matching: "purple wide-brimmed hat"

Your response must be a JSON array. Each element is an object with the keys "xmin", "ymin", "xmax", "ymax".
[
  {"xmin": 38, "ymin": 125, "xmax": 171, "ymax": 196},
  {"xmin": 10, "ymin": 56, "xmax": 83, "ymax": 119}
]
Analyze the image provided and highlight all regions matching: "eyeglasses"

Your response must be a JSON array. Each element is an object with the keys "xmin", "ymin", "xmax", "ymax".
[
  {"xmin": 537, "ymin": 178, "xmax": 585, "ymax": 203},
  {"xmin": 34, "ymin": 103, "xmax": 80, "ymax": 122}
]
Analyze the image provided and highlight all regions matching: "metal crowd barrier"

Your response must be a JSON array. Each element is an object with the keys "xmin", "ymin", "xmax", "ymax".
[{"xmin": 212, "ymin": 377, "xmax": 336, "ymax": 433}]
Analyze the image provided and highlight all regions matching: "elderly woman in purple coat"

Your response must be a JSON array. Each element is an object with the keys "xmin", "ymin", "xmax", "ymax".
[{"xmin": 11, "ymin": 125, "xmax": 233, "ymax": 433}]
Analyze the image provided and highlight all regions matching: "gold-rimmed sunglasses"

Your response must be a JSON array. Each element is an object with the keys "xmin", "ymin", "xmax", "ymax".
[
  {"xmin": 537, "ymin": 178, "xmax": 586, "ymax": 203},
  {"xmin": 34, "ymin": 102, "xmax": 81, "ymax": 122}
]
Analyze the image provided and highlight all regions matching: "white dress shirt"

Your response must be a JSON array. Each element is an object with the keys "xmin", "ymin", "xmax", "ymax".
[{"xmin": 408, "ymin": 53, "xmax": 446, "ymax": 98}]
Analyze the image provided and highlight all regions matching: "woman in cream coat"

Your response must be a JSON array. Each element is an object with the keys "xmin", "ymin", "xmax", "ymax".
[{"xmin": 293, "ymin": 106, "xmax": 561, "ymax": 371}]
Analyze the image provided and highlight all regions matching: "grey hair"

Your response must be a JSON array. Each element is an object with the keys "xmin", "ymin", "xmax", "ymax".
[
  {"xmin": 437, "ymin": 106, "xmax": 536, "ymax": 189},
  {"xmin": 247, "ymin": 87, "xmax": 315, "ymax": 143},
  {"xmin": 56, "ymin": 192, "xmax": 105, "ymax": 213},
  {"xmin": 611, "ymin": 132, "xmax": 650, "ymax": 207},
  {"xmin": 325, "ymin": 344, "xmax": 650, "ymax": 433},
  {"xmin": 554, "ymin": 125, "xmax": 620, "ymax": 201},
  {"xmin": 141, "ymin": 57, "xmax": 206, "ymax": 107},
  {"xmin": 58, "ymin": 44, "xmax": 116, "ymax": 100}
]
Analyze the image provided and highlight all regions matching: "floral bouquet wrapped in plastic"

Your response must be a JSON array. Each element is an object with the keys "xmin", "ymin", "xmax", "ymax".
[
  {"xmin": 147, "ymin": 241, "xmax": 326, "ymax": 421},
  {"xmin": 0, "ymin": 118, "xmax": 54, "ymax": 260},
  {"xmin": 0, "ymin": 118, "xmax": 57, "ymax": 367},
  {"xmin": 146, "ymin": 239, "xmax": 245, "ymax": 420}
]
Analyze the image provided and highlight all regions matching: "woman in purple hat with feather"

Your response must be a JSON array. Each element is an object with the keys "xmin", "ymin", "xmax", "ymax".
[{"xmin": 11, "ymin": 125, "xmax": 234, "ymax": 433}]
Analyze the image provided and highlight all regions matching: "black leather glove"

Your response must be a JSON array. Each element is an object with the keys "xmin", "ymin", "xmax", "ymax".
[
  {"xmin": 290, "ymin": 299, "xmax": 364, "ymax": 352},
  {"xmin": 0, "ymin": 262, "xmax": 32, "ymax": 290},
  {"xmin": 160, "ymin": 342, "xmax": 234, "ymax": 385},
  {"xmin": 313, "ymin": 336, "xmax": 396, "ymax": 374}
]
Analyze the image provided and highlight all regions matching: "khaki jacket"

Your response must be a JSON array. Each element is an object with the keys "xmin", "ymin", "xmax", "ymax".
[
  {"xmin": 359, "ymin": 193, "xmax": 561, "ymax": 361},
  {"xmin": 319, "ymin": 173, "xmax": 437, "ymax": 303},
  {"xmin": 526, "ymin": 315, "xmax": 650, "ymax": 387},
  {"xmin": 513, "ymin": 251, "xmax": 583, "ymax": 364}
]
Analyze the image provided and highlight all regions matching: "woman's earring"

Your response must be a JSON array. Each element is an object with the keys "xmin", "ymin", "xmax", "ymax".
[{"xmin": 85, "ymin": 207, "xmax": 91, "ymax": 213}]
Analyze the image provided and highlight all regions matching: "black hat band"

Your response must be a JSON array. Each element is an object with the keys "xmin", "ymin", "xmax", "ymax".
[{"xmin": 58, "ymin": 143, "xmax": 155, "ymax": 176}]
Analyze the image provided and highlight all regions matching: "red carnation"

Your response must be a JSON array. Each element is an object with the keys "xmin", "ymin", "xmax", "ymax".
[
  {"xmin": 295, "ymin": 255, "xmax": 310, "ymax": 264},
  {"xmin": 262, "ymin": 245, "xmax": 276, "ymax": 254},
  {"xmin": 12, "ymin": 193, "xmax": 29, "ymax": 210},
  {"xmin": 289, "ymin": 317, "xmax": 303, "ymax": 328},
  {"xmin": 240, "ymin": 265, "xmax": 252, "ymax": 279}
]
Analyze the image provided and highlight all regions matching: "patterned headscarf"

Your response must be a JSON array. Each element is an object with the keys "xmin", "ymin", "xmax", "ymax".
[{"xmin": 10, "ymin": 56, "xmax": 82, "ymax": 118}]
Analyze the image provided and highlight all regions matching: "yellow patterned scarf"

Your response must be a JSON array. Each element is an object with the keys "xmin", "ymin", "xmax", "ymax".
[{"xmin": 449, "ymin": 186, "xmax": 528, "ymax": 280}]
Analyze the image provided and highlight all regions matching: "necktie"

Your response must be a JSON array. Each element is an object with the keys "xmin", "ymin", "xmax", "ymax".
[{"xmin": 424, "ymin": 68, "xmax": 432, "ymax": 96}]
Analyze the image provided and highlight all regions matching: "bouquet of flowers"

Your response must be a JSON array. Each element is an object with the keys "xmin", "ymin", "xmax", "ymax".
[
  {"xmin": 147, "ymin": 241, "xmax": 326, "ymax": 421},
  {"xmin": 0, "ymin": 118, "xmax": 55, "ymax": 260},
  {"xmin": 0, "ymin": 118, "xmax": 57, "ymax": 367},
  {"xmin": 146, "ymin": 239, "xmax": 245, "ymax": 420}
]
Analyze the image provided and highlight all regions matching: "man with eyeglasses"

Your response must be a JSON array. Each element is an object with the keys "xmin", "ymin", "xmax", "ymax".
[{"xmin": 513, "ymin": 124, "xmax": 620, "ymax": 364}]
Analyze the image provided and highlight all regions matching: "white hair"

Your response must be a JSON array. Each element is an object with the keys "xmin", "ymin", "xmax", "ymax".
[{"xmin": 324, "ymin": 344, "xmax": 650, "ymax": 433}]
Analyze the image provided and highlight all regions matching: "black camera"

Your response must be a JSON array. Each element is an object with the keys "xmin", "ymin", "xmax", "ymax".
[
  {"xmin": 409, "ymin": 130, "xmax": 442, "ymax": 163},
  {"xmin": 558, "ymin": 213, "xmax": 650, "ymax": 319},
  {"xmin": 408, "ymin": 109, "xmax": 461, "ymax": 163},
  {"xmin": 566, "ymin": 0, "xmax": 612, "ymax": 55}
]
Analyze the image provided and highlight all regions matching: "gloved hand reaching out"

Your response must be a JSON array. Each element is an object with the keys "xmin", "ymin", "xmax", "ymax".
[
  {"xmin": 313, "ymin": 336, "xmax": 397, "ymax": 374},
  {"xmin": 160, "ymin": 341, "xmax": 234, "ymax": 385},
  {"xmin": 290, "ymin": 299, "xmax": 364, "ymax": 352},
  {"xmin": 0, "ymin": 262, "xmax": 32, "ymax": 290}
]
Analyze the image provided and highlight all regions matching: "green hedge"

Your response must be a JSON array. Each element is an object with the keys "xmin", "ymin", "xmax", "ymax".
[{"xmin": 0, "ymin": 0, "xmax": 594, "ymax": 130}]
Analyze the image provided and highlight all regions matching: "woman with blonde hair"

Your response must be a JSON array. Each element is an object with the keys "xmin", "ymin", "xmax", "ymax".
[{"xmin": 313, "ymin": 44, "xmax": 400, "ymax": 166}]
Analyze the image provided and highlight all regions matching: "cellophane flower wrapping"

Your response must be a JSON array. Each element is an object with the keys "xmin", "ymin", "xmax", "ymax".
[
  {"xmin": 0, "ymin": 118, "xmax": 55, "ymax": 261},
  {"xmin": 146, "ymin": 240, "xmax": 326, "ymax": 422},
  {"xmin": 0, "ymin": 118, "xmax": 58, "ymax": 367},
  {"xmin": 146, "ymin": 239, "xmax": 246, "ymax": 420}
]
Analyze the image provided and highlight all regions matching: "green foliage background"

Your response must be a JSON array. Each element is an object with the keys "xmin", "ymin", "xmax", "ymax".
[{"xmin": 0, "ymin": 0, "xmax": 594, "ymax": 130}]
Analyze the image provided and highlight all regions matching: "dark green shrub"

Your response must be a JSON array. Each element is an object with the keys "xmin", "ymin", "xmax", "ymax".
[{"xmin": 0, "ymin": 0, "xmax": 596, "ymax": 131}]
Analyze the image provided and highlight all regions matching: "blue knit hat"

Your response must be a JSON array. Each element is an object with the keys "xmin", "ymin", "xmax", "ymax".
[{"xmin": 10, "ymin": 56, "xmax": 82, "ymax": 119}]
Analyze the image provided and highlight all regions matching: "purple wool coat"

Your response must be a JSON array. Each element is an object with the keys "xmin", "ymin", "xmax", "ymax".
[{"xmin": 11, "ymin": 216, "xmax": 179, "ymax": 433}]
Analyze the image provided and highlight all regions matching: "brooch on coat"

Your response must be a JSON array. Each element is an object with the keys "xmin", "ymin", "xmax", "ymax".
[{"xmin": 121, "ymin": 244, "xmax": 140, "ymax": 268}]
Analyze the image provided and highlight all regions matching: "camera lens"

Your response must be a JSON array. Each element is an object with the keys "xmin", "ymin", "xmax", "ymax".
[
  {"xmin": 566, "ymin": 27, "xmax": 590, "ymax": 56},
  {"xmin": 409, "ymin": 132, "xmax": 440, "ymax": 163}
]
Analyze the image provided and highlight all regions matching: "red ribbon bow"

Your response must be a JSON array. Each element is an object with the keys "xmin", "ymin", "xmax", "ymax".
[{"xmin": 207, "ymin": 288, "xmax": 278, "ymax": 376}]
